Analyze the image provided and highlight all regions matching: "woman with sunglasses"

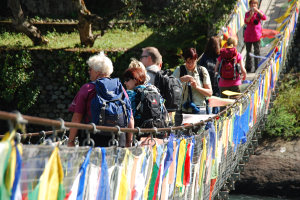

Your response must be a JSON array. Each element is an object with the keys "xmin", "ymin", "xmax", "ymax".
[{"xmin": 123, "ymin": 60, "xmax": 167, "ymax": 129}]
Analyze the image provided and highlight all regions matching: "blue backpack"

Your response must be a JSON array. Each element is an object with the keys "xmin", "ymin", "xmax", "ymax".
[{"xmin": 90, "ymin": 78, "xmax": 131, "ymax": 127}]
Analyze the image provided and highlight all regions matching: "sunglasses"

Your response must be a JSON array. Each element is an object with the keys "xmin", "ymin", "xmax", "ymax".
[
  {"xmin": 124, "ymin": 77, "xmax": 132, "ymax": 82},
  {"xmin": 140, "ymin": 55, "xmax": 149, "ymax": 59}
]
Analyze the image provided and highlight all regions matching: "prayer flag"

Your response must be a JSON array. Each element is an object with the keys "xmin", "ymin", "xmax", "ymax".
[{"xmin": 28, "ymin": 147, "xmax": 65, "ymax": 200}]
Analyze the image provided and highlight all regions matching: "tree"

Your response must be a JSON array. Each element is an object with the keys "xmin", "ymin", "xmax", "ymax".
[
  {"xmin": 8, "ymin": 0, "xmax": 49, "ymax": 46},
  {"xmin": 72, "ymin": 0, "xmax": 135, "ymax": 47}
]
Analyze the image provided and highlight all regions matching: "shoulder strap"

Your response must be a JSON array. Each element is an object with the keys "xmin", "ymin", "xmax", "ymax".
[
  {"xmin": 196, "ymin": 65, "xmax": 204, "ymax": 84},
  {"xmin": 179, "ymin": 65, "xmax": 187, "ymax": 77},
  {"xmin": 218, "ymin": 59, "xmax": 223, "ymax": 76},
  {"xmin": 147, "ymin": 69, "xmax": 159, "ymax": 86}
]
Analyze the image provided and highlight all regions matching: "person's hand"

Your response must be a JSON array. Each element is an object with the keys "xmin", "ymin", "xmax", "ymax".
[
  {"xmin": 190, "ymin": 80, "xmax": 197, "ymax": 88},
  {"xmin": 242, "ymin": 72, "xmax": 247, "ymax": 81},
  {"xmin": 180, "ymin": 75, "xmax": 194, "ymax": 83},
  {"xmin": 252, "ymin": 7, "xmax": 259, "ymax": 13}
]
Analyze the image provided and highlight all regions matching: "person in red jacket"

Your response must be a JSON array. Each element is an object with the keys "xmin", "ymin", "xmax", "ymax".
[{"xmin": 244, "ymin": 0, "xmax": 267, "ymax": 72}]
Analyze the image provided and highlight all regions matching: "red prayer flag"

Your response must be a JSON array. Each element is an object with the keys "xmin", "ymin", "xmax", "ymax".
[{"xmin": 262, "ymin": 29, "xmax": 280, "ymax": 39}]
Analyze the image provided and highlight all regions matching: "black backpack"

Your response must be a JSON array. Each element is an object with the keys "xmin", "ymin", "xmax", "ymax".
[
  {"xmin": 148, "ymin": 69, "xmax": 183, "ymax": 112},
  {"xmin": 204, "ymin": 57, "xmax": 216, "ymax": 80},
  {"xmin": 201, "ymin": 57, "xmax": 219, "ymax": 93},
  {"xmin": 133, "ymin": 85, "xmax": 167, "ymax": 128}
]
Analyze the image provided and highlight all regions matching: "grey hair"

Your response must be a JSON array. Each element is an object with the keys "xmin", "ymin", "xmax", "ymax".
[
  {"xmin": 142, "ymin": 47, "xmax": 162, "ymax": 65},
  {"xmin": 86, "ymin": 51, "xmax": 113, "ymax": 76}
]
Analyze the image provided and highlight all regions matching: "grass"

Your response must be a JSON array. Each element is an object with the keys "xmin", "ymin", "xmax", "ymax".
[
  {"xmin": 0, "ymin": 25, "xmax": 153, "ymax": 50},
  {"xmin": 263, "ymin": 72, "xmax": 300, "ymax": 139}
]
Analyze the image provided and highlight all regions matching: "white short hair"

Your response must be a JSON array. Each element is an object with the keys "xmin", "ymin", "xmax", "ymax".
[{"xmin": 87, "ymin": 51, "xmax": 113, "ymax": 76}]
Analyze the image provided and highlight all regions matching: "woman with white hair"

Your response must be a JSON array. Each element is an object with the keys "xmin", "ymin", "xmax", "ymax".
[{"xmin": 68, "ymin": 52, "xmax": 134, "ymax": 147}]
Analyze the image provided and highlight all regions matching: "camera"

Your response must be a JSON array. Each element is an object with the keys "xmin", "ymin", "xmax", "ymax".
[{"xmin": 253, "ymin": 19, "xmax": 259, "ymax": 25}]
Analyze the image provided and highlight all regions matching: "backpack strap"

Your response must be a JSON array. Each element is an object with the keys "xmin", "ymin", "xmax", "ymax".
[
  {"xmin": 233, "ymin": 58, "xmax": 237, "ymax": 80},
  {"xmin": 119, "ymin": 93, "xmax": 128, "ymax": 124},
  {"xmin": 179, "ymin": 65, "xmax": 187, "ymax": 77},
  {"xmin": 99, "ymin": 96, "xmax": 106, "ymax": 125},
  {"xmin": 188, "ymin": 83, "xmax": 193, "ymax": 102},
  {"xmin": 218, "ymin": 59, "xmax": 223, "ymax": 77},
  {"xmin": 196, "ymin": 65, "xmax": 204, "ymax": 84}
]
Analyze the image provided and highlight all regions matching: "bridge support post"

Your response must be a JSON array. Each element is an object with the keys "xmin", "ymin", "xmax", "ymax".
[
  {"xmin": 247, "ymin": 143, "xmax": 254, "ymax": 155},
  {"xmin": 227, "ymin": 176, "xmax": 236, "ymax": 191},
  {"xmin": 251, "ymin": 136, "xmax": 258, "ymax": 148},
  {"xmin": 242, "ymin": 149, "xmax": 250, "ymax": 163},
  {"xmin": 216, "ymin": 190, "xmax": 229, "ymax": 200},
  {"xmin": 238, "ymin": 160, "xmax": 245, "ymax": 172}
]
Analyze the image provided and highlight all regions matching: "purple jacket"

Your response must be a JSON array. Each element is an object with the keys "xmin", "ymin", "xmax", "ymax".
[{"xmin": 244, "ymin": 10, "xmax": 267, "ymax": 42}]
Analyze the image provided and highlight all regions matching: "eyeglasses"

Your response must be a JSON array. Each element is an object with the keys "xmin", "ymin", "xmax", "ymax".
[
  {"xmin": 140, "ymin": 55, "xmax": 149, "ymax": 59},
  {"xmin": 124, "ymin": 77, "xmax": 132, "ymax": 82}
]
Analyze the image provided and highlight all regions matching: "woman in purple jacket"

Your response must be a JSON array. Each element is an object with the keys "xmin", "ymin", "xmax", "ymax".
[{"xmin": 244, "ymin": 0, "xmax": 267, "ymax": 72}]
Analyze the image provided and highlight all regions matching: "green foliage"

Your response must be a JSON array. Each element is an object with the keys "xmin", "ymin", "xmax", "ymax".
[
  {"xmin": 145, "ymin": 0, "xmax": 236, "ymax": 39},
  {"xmin": 264, "ymin": 73, "xmax": 300, "ymax": 139},
  {"xmin": 60, "ymin": 51, "xmax": 89, "ymax": 94},
  {"xmin": 120, "ymin": 0, "xmax": 143, "ymax": 31},
  {"xmin": 0, "ymin": 50, "xmax": 39, "ymax": 112},
  {"xmin": 0, "ymin": 49, "xmax": 146, "ymax": 113}
]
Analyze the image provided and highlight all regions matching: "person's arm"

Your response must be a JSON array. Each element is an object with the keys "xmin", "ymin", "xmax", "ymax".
[
  {"xmin": 253, "ymin": 7, "xmax": 267, "ymax": 20},
  {"xmin": 240, "ymin": 60, "xmax": 247, "ymax": 81},
  {"xmin": 190, "ymin": 81, "xmax": 213, "ymax": 97},
  {"xmin": 245, "ymin": 11, "xmax": 254, "ymax": 23},
  {"xmin": 68, "ymin": 112, "xmax": 83, "ymax": 147},
  {"xmin": 214, "ymin": 60, "xmax": 220, "ymax": 74}
]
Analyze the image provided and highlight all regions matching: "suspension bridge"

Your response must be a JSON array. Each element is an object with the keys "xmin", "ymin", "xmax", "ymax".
[{"xmin": 0, "ymin": 0, "xmax": 298, "ymax": 199}]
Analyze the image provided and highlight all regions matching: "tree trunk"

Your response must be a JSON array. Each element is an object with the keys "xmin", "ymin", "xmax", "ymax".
[
  {"xmin": 73, "ymin": 0, "xmax": 116, "ymax": 47},
  {"xmin": 72, "ymin": 0, "xmax": 98, "ymax": 47},
  {"xmin": 78, "ymin": 11, "xmax": 97, "ymax": 47},
  {"xmin": 8, "ymin": 0, "xmax": 48, "ymax": 46}
]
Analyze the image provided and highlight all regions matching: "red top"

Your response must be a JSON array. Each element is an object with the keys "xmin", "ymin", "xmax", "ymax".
[{"xmin": 244, "ymin": 10, "xmax": 267, "ymax": 42}]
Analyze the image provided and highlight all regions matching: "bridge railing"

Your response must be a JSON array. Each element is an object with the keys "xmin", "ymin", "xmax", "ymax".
[{"xmin": 0, "ymin": 0, "xmax": 299, "ymax": 200}]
